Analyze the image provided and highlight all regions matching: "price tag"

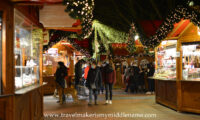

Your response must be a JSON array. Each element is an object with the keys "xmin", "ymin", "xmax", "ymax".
[{"xmin": 176, "ymin": 52, "xmax": 180, "ymax": 57}]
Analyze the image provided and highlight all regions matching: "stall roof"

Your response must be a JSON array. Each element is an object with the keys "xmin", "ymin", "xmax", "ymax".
[{"xmin": 11, "ymin": 0, "xmax": 62, "ymax": 4}]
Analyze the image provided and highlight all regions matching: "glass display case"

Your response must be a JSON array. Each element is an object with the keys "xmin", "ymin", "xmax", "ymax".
[
  {"xmin": 14, "ymin": 9, "xmax": 41, "ymax": 90},
  {"xmin": 182, "ymin": 42, "xmax": 200, "ymax": 80},
  {"xmin": 154, "ymin": 40, "xmax": 177, "ymax": 79}
]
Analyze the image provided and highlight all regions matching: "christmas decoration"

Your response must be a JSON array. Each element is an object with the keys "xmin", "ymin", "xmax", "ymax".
[
  {"xmin": 92, "ymin": 20, "xmax": 128, "ymax": 51},
  {"xmin": 127, "ymin": 24, "xmax": 137, "ymax": 54},
  {"xmin": 44, "ymin": 30, "xmax": 92, "ymax": 57},
  {"xmin": 44, "ymin": 0, "xmax": 200, "ymax": 58},
  {"xmin": 63, "ymin": 0, "xmax": 95, "ymax": 39},
  {"xmin": 98, "ymin": 43, "xmax": 106, "ymax": 54},
  {"xmin": 137, "ymin": 5, "xmax": 200, "ymax": 48}
]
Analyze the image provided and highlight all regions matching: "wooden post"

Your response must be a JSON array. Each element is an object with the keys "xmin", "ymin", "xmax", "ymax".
[
  {"xmin": 176, "ymin": 40, "xmax": 182, "ymax": 111},
  {"xmin": 1, "ymin": 1, "xmax": 15, "ymax": 95}
]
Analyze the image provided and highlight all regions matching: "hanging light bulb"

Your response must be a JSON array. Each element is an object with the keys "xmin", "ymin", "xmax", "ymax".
[
  {"xmin": 198, "ymin": 27, "xmax": 200, "ymax": 36},
  {"xmin": 189, "ymin": 1, "xmax": 194, "ymax": 6},
  {"xmin": 134, "ymin": 35, "xmax": 139, "ymax": 40}
]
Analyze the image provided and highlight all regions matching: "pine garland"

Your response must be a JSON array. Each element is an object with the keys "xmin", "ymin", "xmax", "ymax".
[
  {"xmin": 137, "ymin": 5, "xmax": 200, "ymax": 48},
  {"xmin": 63, "ymin": 0, "xmax": 94, "ymax": 39}
]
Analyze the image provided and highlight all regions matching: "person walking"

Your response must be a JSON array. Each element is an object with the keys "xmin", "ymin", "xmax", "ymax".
[
  {"xmin": 132, "ymin": 63, "xmax": 140, "ymax": 93},
  {"xmin": 55, "ymin": 62, "xmax": 68, "ymax": 104},
  {"xmin": 138, "ymin": 65, "xmax": 145, "ymax": 93},
  {"xmin": 104, "ymin": 59, "xmax": 116, "ymax": 104},
  {"xmin": 124, "ymin": 66, "xmax": 131, "ymax": 92},
  {"xmin": 75, "ymin": 59, "xmax": 84, "ymax": 89},
  {"xmin": 86, "ymin": 61, "xmax": 102, "ymax": 105},
  {"xmin": 147, "ymin": 62, "xmax": 155, "ymax": 94}
]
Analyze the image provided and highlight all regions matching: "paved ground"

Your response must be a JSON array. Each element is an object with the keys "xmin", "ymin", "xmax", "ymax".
[{"xmin": 44, "ymin": 90, "xmax": 200, "ymax": 120}]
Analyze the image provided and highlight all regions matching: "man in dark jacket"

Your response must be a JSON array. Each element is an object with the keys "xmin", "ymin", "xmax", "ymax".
[
  {"xmin": 75, "ymin": 59, "xmax": 84, "ymax": 89},
  {"xmin": 86, "ymin": 61, "xmax": 102, "ymax": 105},
  {"xmin": 147, "ymin": 62, "xmax": 155, "ymax": 94},
  {"xmin": 55, "ymin": 62, "xmax": 68, "ymax": 104}
]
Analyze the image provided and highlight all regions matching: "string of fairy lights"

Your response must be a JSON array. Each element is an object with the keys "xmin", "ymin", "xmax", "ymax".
[
  {"xmin": 45, "ymin": 0, "xmax": 200, "ymax": 57},
  {"xmin": 43, "ymin": 30, "xmax": 91, "ymax": 57},
  {"xmin": 138, "ymin": 4, "xmax": 200, "ymax": 48},
  {"xmin": 63, "ymin": 0, "xmax": 94, "ymax": 39}
]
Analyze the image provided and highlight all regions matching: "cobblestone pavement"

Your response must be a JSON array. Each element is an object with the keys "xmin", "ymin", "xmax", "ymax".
[{"xmin": 44, "ymin": 90, "xmax": 200, "ymax": 120}]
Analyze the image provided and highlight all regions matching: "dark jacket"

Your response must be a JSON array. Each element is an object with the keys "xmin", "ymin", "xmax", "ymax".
[
  {"xmin": 100, "ymin": 66, "xmax": 106, "ymax": 83},
  {"xmin": 104, "ymin": 64, "xmax": 116, "ymax": 84},
  {"xmin": 55, "ymin": 66, "xmax": 68, "ymax": 88},
  {"xmin": 75, "ymin": 61, "xmax": 82, "ymax": 82},
  {"xmin": 147, "ymin": 64, "xmax": 155, "ymax": 77},
  {"xmin": 86, "ymin": 67, "xmax": 102, "ymax": 90}
]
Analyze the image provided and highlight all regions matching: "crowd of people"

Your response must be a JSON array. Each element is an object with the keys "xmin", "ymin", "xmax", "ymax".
[
  {"xmin": 75, "ymin": 57, "xmax": 116, "ymax": 105},
  {"xmin": 54, "ymin": 57, "xmax": 155, "ymax": 105},
  {"xmin": 123, "ymin": 62, "xmax": 155, "ymax": 94}
]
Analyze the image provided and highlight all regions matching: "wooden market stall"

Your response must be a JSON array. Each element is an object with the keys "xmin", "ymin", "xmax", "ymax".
[
  {"xmin": 43, "ymin": 41, "xmax": 76, "ymax": 95},
  {"xmin": 153, "ymin": 20, "xmax": 200, "ymax": 114},
  {"xmin": 0, "ymin": 1, "xmax": 45, "ymax": 120}
]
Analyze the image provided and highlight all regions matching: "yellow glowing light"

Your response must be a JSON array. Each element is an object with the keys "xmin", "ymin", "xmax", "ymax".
[{"xmin": 198, "ymin": 27, "xmax": 200, "ymax": 36}]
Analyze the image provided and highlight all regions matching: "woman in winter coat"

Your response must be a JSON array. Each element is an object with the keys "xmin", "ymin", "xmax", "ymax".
[
  {"xmin": 86, "ymin": 61, "xmax": 102, "ymax": 105},
  {"xmin": 55, "ymin": 62, "xmax": 68, "ymax": 104},
  {"xmin": 124, "ymin": 66, "xmax": 131, "ymax": 92},
  {"xmin": 104, "ymin": 59, "xmax": 116, "ymax": 104}
]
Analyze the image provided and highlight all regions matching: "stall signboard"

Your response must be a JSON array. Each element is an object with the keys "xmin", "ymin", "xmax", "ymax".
[
  {"xmin": 198, "ymin": 27, "xmax": 200, "ymax": 36},
  {"xmin": 47, "ymin": 48, "xmax": 58, "ymax": 55},
  {"xmin": 43, "ymin": 30, "xmax": 49, "ymax": 45}
]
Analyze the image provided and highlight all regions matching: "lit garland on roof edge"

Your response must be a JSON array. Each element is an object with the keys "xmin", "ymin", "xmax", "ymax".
[
  {"xmin": 138, "ymin": 5, "xmax": 200, "ymax": 48},
  {"xmin": 43, "ymin": 30, "xmax": 91, "ymax": 57},
  {"xmin": 63, "ymin": 0, "xmax": 94, "ymax": 39}
]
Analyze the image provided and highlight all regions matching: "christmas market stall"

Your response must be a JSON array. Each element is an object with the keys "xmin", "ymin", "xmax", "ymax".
[
  {"xmin": 0, "ymin": 1, "xmax": 44, "ymax": 119},
  {"xmin": 42, "ymin": 39, "xmax": 86, "ymax": 95},
  {"xmin": 153, "ymin": 20, "xmax": 200, "ymax": 113}
]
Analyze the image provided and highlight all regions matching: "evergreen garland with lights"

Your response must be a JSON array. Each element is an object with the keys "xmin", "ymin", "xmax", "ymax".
[
  {"xmin": 44, "ymin": 0, "xmax": 200, "ymax": 58},
  {"xmin": 44, "ymin": 30, "xmax": 92, "ymax": 57},
  {"xmin": 92, "ymin": 20, "xmax": 128, "ymax": 51},
  {"xmin": 138, "ymin": 5, "xmax": 200, "ymax": 48},
  {"xmin": 63, "ymin": 0, "xmax": 94, "ymax": 39}
]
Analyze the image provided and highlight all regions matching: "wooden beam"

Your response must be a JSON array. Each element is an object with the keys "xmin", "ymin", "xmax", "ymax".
[
  {"xmin": 11, "ymin": 0, "xmax": 62, "ymax": 3},
  {"xmin": 13, "ymin": 2, "xmax": 62, "ymax": 6},
  {"xmin": 168, "ymin": 20, "xmax": 186, "ymax": 37},
  {"xmin": 177, "ymin": 22, "xmax": 193, "ymax": 39},
  {"xmin": 165, "ymin": 37, "xmax": 179, "ymax": 40},
  {"xmin": 45, "ymin": 26, "xmax": 82, "ymax": 30}
]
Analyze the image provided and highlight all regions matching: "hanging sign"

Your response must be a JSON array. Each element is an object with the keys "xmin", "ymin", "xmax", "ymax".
[
  {"xmin": 47, "ymin": 48, "xmax": 58, "ymax": 55},
  {"xmin": 43, "ymin": 30, "xmax": 49, "ymax": 45}
]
